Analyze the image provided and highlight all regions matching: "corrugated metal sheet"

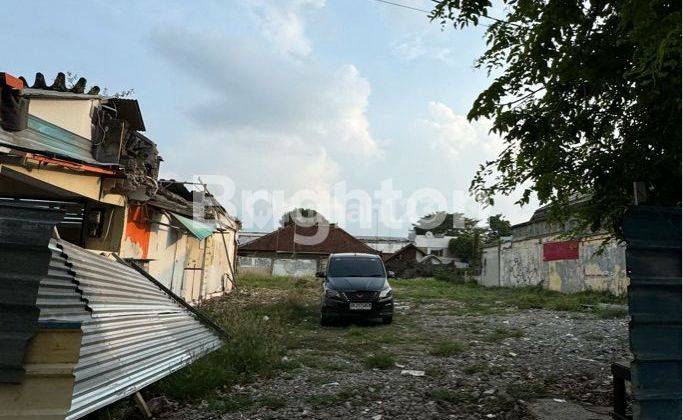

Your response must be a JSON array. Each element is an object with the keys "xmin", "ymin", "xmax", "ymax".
[
  {"xmin": 36, "ymin": 239, "xmax": 223, "ymax": 419},
  {"xmin": 170, "ymin": 212, "xmax": 214, "ymax": 240},
  {"xmin": 0, "ymin": 203, "xmax": 64, "ymax": 383},
  {"xmin": 623, "ymin": 206, "xmax": 682, "ymax": 419},
  {"xmin": 0, "ymin": 114, "xmax": 97, "ymax": 164}
]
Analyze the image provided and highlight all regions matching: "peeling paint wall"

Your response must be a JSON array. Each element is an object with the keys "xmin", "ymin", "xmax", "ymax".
[
  {"xmin": 480, "ymin": 235, "xmax": 628, "ymax": 295},
  {"xmin": 121, "ymin": 205, "xmax": 150, "ymax": 259},
  {"xmin": 272, "ymin": 258, "xmax": 318, "ymax": 277},
  {"xmin": 500, "ymin": 238, "xmax": 544, "ymax": 288},
  {"xmin": 147, "ymin": 212, "xmax": 186, "ymax": 291},
  {"xmin": 238, "ymin": 256, "xmax": 273, "ymax": 275}
]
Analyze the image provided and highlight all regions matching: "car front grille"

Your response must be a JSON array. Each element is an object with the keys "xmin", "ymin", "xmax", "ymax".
[{"xmin": 344, "ymin": 291, "xmax": 379, "ymax": 302}]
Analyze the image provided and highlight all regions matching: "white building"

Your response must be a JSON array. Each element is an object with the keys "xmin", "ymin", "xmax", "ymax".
[
  {"xmin": 409, "ymin": 230, "xmax": 458, "ymax": 259},
  {"xmin": 357, "ymin": 235, "xmax": 411, "ymax": 254}
]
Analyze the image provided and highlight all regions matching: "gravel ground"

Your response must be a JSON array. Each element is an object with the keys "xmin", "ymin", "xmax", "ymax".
[{"xmin": 152, "ymin": 286, "xmax": 629, "ymax": 420}]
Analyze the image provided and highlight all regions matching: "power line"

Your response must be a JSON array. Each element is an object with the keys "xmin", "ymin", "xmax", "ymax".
[
  {"xmin": 368, "ymin": 0, "xmax": 510, "ymax": 26},
  {"xmin": 370, "ymin": 0, "xmax": 430, "ymax": 14}
]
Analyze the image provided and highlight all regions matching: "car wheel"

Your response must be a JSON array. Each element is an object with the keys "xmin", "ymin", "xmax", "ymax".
[
  {"xmin": 382, "ymin": 316, "xmax": 393, "ymax": 325},
  {"xmin": 320, "ymin": 313, "xmax": 333, "ymax": 326}
]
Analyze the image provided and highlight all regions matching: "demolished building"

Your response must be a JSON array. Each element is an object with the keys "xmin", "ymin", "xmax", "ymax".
[{"xmin": 0, "ymin": 72, "xmax": 237, "ymax": 418}]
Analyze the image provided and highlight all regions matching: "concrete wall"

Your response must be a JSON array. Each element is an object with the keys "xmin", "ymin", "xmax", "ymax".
[
  {"xmin": 480, "ymin": 245, "xmax": 500, "ymax": 287},
  {"xmin": 479, "ymin": 235, "xmax": 628, "ymax": 295},
  {"xmin": 500, "ymin": 238, "xmax": 544, "ymax": 288},
  {"xmin": 272, "ymin": 258, "xmax": 317, "ymax": 277},
  {"xmin": 237, "ymin": 256, "xmax": 272, "ymax": 275},
  {"xmin": 238, "ymin": 254, "xmax": 320, "ymax": 277}
]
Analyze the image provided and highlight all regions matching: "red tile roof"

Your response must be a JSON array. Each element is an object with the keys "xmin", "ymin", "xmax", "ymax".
[{"xmin": 239, "ymin": 224, "xmax": 377, "ymax": 255}]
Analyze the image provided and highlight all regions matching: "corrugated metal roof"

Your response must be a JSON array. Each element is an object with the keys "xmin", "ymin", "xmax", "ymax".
[
  {"xmin": 170, "ymin": 212, "xmax": 214, "ymax": 240},
  {"xmin": 0, "ymin": 114, "xmax": 98, "ymax": 164},
  {"xmin": 0, "ymin": 203, "xmax": 64, "ymax": 383},
  {"xmin": 36, "ymin": 239, "xmax": 223, "ymax": 419}
]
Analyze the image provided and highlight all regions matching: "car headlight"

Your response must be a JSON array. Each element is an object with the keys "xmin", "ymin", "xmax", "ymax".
[
  {"xmin": 379, "ymin": 288, "xmax": 392, "ymax": 299},
  {"xmin": 325, "ymin": 289, "xmax": 342, "ymax": 299}
]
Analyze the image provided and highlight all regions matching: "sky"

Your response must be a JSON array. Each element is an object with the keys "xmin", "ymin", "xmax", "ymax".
[{"xmin": 5, "ymin": 0, "xmax": 537, "ymax": 236}]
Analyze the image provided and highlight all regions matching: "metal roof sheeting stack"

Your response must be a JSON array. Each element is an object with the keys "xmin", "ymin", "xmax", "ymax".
[{"xmin": 37, "ymin": 239, "xmax": 223, "ymax": 419}]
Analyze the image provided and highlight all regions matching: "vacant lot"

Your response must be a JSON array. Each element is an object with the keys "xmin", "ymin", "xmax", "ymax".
[{"xmin": 135, "ymin": 276, "xmax": 629, "ymax": 419}]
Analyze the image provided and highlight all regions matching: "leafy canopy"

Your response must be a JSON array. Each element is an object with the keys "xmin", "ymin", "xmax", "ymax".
[
  {"xmin": 431, "ymin": 0, "xmax": 681, "ymax": 238},
  {"xmin": 279, "ymin": 208, "xmax": 329, "ymax": 227},
  {"xmin": 413, "ymin": 211, "xmax": 468, "ymax": 236}
]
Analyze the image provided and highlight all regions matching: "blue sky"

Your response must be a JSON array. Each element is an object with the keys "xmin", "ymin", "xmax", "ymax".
[{"xmin": 6, "ymin": 0, "xmax": 536, "ymax": 235}]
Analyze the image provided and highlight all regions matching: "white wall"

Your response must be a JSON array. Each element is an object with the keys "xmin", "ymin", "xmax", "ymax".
[
  {"xmin": 29, "ymin": 99, "xmax": 99, "ymax": 139},
  {"xmin": 272, "ymin": 258, "xmax": 317, "ymax": 277},
  {"xmin": 478, "ymin": 235, "xmax": 628, "ymax": 295},
  {"xmin": 413, "ymin": 232, "xmax": 456, "ymax": 256}
]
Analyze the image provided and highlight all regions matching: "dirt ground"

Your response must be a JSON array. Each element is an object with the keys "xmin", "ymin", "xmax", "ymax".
[{"xmin": 144, "ymin": 277, "xmax": 629, "ymax": 420}]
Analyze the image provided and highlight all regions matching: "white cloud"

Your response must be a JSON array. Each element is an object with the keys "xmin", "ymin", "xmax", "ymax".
[
  {"xmin": 150, "ymin": 4, "xmax": 381, "ymax": 212},
  {"xmin": 418, "ymin": 101, "xmax": 504, "ymax": 159},
  {"xmin": 391, "ymin": 34, "xmax": 454, "ymax": 63},
  {"xmin": 247, "ymin": 0, "xmax": 325, "ymax": 57}
]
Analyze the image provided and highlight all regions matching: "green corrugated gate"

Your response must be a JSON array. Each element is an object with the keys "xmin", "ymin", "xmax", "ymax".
[{"xmin": 623, "ymin": 206, "xmax": 681, "ymax": 419}]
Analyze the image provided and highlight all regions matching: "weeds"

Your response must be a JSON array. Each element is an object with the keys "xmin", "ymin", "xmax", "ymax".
[
  {"xmin": 392, "ymin": 278, "xmax": 625, "ymax": 313},
  {"xmin": 363, "ymin": 352, "xmax": 395, "ymax": 369},
  {"xmin": 429, "ymin": 388, "xmax": 475, "ymax": 404},
  {"xmin": 429, "ymin": 340, "xmax": 468, "ymax": 357},
  {"xmin": 595, "ymin": 305, "xmax": 629, "ymax": 319},
  {"xmin": 151, "ymin": 287, "xmax": 314, "ymax": 400},
  {"xmin": 208, "ymin": 395, "xmax": 254, "ymax": 413},
  {"xmin": 463, "ymin": 363, "xmax": 488, "ymax": 374}
]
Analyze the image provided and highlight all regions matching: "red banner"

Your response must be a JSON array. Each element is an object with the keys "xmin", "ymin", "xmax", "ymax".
[{"xmin": 543, "ymin": 240, "xmax": 579, "ymax": 261}]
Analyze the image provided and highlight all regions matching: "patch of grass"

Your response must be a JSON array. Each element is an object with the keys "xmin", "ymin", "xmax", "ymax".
[
  {"xmin": 429, "ymin": 340, "xmax": 468, "ymax": 357},
  {"xmin": 363, "ymin": 352, "xmax": 395, "ymax": 369},
  {"xmin": 425, "ymin": 366, "xmax": 447, "ymax": 377},
  {"xmin": 208, "ymin": 394, "xmax": 255, "ymax": 413},
  {"xmin": 429, "ymin": 388, "xmax": 475, "ymax": 404},
  {"xmin": 258, "ymin": 394, "xmax": 287, "ymax": 409},
  {"xmin": 392, "ymin": 278, "xmax": 625, "ymax": 313},
  {"xmin": 305, "ymin": 387, "xmax": 365, "ymax": 408},
  {"xmin": 463, "ymin": 363, "xmax": 488, "ymax": 374},
  {"xmin": 483, "ymin": 327, "xmax": 524, "ymax": 343},
  {"xmin": 238, "ymin": 273, "xmax": 319, "ymax": 291},
  {"xmin": 595, "ymin": 305, "xmax": 629, "ymax": 319},
  {"xmin": 151, "ymin": 289, "xmax": 313, "ymax": 400}
]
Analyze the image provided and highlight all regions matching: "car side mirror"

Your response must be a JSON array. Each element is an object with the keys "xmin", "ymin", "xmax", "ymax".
[
  {"xmin": 387, "ymin": 271, "xmax": 395, "ymax": 278},
  {"xmin": 315, "ymin": 271, "xmax": 326, "ymax": 278}
]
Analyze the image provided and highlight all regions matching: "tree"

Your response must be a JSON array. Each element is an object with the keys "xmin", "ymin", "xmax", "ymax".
[
  {"xmin": 413, "ymin": 211, "xmax": 466, "ymax": 236},
  {"xmin": 431, "ymin": 0, "xmax": 681, "ymax": 239},
  {"xmin": 449, "ymin": 235, "xmax": 476, "ymax": 262},
  {"xmin": 487, "ymin": 214, "xmax": 512, "ymax": 240},
  {"xmin": 279, "ymin": 208, "xmax": 329, "ymax": 227},
  {"xmin": 447, "ymin": 217, "xmax": 486, "ymax": 266}
]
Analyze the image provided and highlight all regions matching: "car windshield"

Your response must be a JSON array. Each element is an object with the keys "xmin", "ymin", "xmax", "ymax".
[{"xmin": 327, "ymin": 257, "xmax": 386, "ymax": 277}]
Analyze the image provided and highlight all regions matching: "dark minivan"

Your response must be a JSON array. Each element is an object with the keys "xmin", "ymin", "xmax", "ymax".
[{"xmin": 317, "ymin": 253, "xmax": 394, "ymax": 325}]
